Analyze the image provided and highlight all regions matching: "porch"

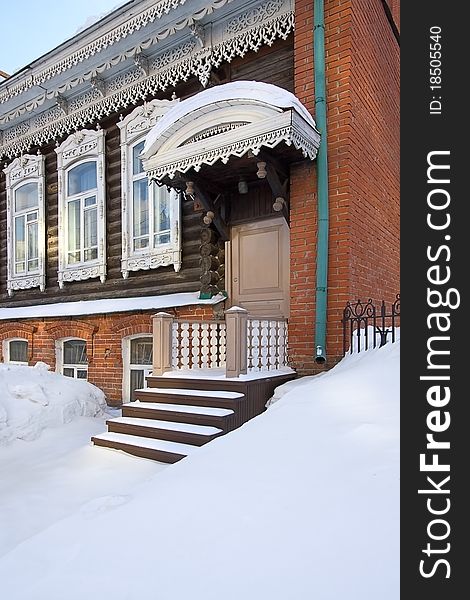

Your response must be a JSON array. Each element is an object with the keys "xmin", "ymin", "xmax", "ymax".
[{"xmin": 92, "ymin": 307, "xmax": 296, "ymax": 461}]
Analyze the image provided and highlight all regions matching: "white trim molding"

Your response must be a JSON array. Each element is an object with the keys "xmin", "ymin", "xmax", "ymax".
[
  {"xmin": 142, "ymin": 81, "xmax": 321, "ymax": 180},
  {"xmin": 118, "ymin": 100, "xmax": 182, "ymax": 278},
  {"xmin": 3, "ymin": 154, "xmax": 46, "ymax": 296},
  {"xmin": 55, "ymin": 128, "xmax": 107, "ymax": 288}
]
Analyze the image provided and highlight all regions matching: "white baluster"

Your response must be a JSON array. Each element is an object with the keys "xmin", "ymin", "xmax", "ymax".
[
  {"xmin": 180, "ymin": 322, "xmax": 190, "ymax": 369},
  {"xmin": 260, "ymin": 320, "xmax": 269, "ymax": 370},
  {"xmin": 191, "ymin": 322, "xmax": 200, "ymax": 369},
  {"xmin": 201, "ymin": 323, "xmax": 210, "ymax": 368},
  {"xmin": 219, "ymin": 323, "xmax": 227, "ymax": 367},
  {"xmin": 172, "ymin": 322, "xmax": 179, "ymax": 369}
]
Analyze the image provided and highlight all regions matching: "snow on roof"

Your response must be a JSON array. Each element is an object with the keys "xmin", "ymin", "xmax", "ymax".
[
  {"xmin": 142, "ymin": 80, "xmax": 317, "ymax": 159},
  {"xmin": 0, "ymin": 292, "xmax": 226, "ymax": 321}
]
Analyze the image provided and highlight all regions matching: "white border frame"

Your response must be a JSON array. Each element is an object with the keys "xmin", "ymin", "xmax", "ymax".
[
  {"xmin": 121, "ymin": 333, "xmax": 153, "ymax": 403},
  {"xmin": 55, "ymin": 128, "xmax": 106, "ymax": 288},
  {"xmin": 2, "ymin": 337, "xmax": 29, "ymax": 364},
  {"xmin": 117, "ymin": 99, "xmax": 182, "ymax": 278},
  {"xmin": 3, "ymin": 154, "xmax": 46, "ymax": 296}
]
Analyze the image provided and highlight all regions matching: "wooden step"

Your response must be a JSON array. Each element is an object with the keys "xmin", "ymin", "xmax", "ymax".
[
  {"xmin": 133, "ymin": 387, "xmax": 245, "ymax": 409},
  {"xmin": 92, "ymin": 432, "xmax": 197, "ymax": 463},
  {"xmin": 107, "ymin": 416, "xmax": 223, "ymax": 446},
  {"xmin": 122, "ymin": 401, "xmax": 234, "ymax": 429}
]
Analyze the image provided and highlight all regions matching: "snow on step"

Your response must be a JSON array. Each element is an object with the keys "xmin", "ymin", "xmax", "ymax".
[
  {"xmin": 131, "ymin": 401, "xmax": 234, "ymax": 416},
  {"xmin": 109, "ymin": 417, "xmax": 222, "ymax": 435},
  {"xmin": 135, "ymin": 388, "xmax": 244, "ymax": 399},
  {"xmin": 93, "ymin": 432, "xmax": 197, "ymax": 455}
]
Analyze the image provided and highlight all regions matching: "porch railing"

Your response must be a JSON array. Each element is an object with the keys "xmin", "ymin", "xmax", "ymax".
[
  {"xmin": 152, "ymin": 307, "xmax": 289, "ymax": 378},
  {"xmin": 171, "ymin": 320, "xmax": 226, "ymax": 370}
]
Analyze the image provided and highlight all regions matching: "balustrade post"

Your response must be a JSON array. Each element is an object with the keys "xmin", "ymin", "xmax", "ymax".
[
  {"xmin": 152, "ymin": 312, "xmax": 174, "ymax": 376},
  {"xmin": 225, "ymin": 306, "xmax": 248, "ymax": 378}
]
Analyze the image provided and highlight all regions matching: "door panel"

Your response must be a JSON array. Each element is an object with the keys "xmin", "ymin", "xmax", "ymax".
[{"xmin": 230, "ymin": 217, "xmax": 289, "ymax": 317}]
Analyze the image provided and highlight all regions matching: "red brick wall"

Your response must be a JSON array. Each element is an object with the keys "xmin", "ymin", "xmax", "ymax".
[
  {"xmin": 291, "ymin": 0, "xmax": 399, "ymax": 372},
  {"xmin": 0, "ymin": 304, "xmax": 218, "ymax": 406},
  {"xmin": 349, "ymin": 0, "xmax": 400, "ymax": 304}
]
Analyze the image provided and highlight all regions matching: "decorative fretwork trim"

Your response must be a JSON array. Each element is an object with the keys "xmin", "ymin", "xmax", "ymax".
[
  {"xmin": 0, "ymin": 2, "xmax": 294, "ymax": 160},
  {"xmin": 3, "ymin": 154, "xmax": 46, "ymax": 296},
  {"xmin": 145, "ymin": 111, "xmax": 320, "ymax": 180},
  {"xmin": 117, "ymin": 100, "xmax": 182, "ymax": 278},
  {"xmin": 55, "ymin": 128, "xmax": 107, "ymax": 288},
  {"xmin": 0, "ymin": 0, "xmax": 233, "ymax": 112}
]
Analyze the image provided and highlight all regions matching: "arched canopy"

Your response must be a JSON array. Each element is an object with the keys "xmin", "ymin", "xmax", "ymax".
[{"xmin": 141, "ymin": 81, "xmax": 321, "ymax": 181}]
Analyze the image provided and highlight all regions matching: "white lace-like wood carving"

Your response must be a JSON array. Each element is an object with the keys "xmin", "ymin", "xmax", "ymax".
[
  {"xmin": 3, "ymin": 154, "xmax": 46, "ymax": 296},
  {"xmin": 143, "ymin": 91, "xmax": 320, "ymax": 180},
  {"xmin": 117, "ymin": 100, "xmax": 182, "ymax": 278},
  {"xmin": 55, "ymin": 128, "xmax": 106, "ymax": 288},
  {"xmin": 0, "ymin": 0, "xmax": 294, "ymax": 160},
  {"xmin": 171, "ymin": 320, "xmax": 226, "ymax": 369}
]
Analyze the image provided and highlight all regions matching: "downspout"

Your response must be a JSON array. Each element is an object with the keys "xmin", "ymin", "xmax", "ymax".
[{"xmin": 313, "ymin": 0, "xmax": 329, "ymax": 363}]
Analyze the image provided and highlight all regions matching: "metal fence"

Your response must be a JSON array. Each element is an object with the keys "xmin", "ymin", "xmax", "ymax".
[{"xmin": 342, "ymin": 294, "xmax": 400, "ymax": 354}]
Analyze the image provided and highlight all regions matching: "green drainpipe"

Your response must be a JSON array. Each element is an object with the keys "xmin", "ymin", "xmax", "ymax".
[{"xmin": 313, "ymin": 0, "xmax": 329, "ymax": 364}]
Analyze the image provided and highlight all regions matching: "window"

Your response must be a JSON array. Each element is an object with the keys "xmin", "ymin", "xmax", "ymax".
[
  {"xmin": 55, "ymin": 129, "xmax": 106, "ymax": 288},
  {"xmin": 3, "ymin": 339, "xmax": 29, "ymax": 364},
  {"xmin": 3, "ymin": 154, "xmax": 46, "ymax": 296},
  {"xmin": 118, "ymin": 100, "xmax": 181, "ymax": 278},
  {"xmin": 59, "ymin": 339, "xmax": 88, "ymax": 379},
  {"xmin": 66, "ymin": 161, "xmax": 98, "ymax": 264},
  {"xmin": 122, "ymin": 335, "xmax": 153, "ymax": 402}
]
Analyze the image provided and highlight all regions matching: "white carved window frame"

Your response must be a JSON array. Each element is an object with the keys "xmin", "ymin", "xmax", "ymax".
[
  {"xmin": 55, "ymin": 128, "xmax": 106, "ymax": 288},
  {"xmin": 117, "ymin": 99, "xmax": 181, "ymax": 279},
  {"xmin": 3, "ymin": 154, "xmax": 46, "ymax": 296}
]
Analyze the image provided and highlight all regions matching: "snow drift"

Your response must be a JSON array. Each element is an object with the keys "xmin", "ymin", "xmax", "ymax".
[
  {"xmin": 0, "ymin": 342, "xmax": 399, "ymax": 599},
  {"xmin": 0, "ymin": 363, "xmax": 106, "ymax": 446}
]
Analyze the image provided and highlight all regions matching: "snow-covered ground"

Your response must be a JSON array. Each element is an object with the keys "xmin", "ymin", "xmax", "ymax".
[{"xmin": 0, "ymin": 342, "xmax": 399, "ymax": 599}]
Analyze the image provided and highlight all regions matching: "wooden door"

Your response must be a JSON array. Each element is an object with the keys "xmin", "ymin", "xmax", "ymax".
[{"xmin": 229, "ymin": 217, "xmax": 290, "ymax": 317}]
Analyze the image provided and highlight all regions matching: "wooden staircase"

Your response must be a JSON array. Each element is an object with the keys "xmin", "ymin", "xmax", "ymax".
[{"xmin": 92, "ymin": 371, "xmax": 296, "ymax": 463}]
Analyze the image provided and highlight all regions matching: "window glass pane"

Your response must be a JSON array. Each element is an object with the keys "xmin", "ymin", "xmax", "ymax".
[
  {"xmin": 15, "ymin": 262, "xmax": 26, "ymax": 274},
  {"xmin": 84, "ymin": 206, "xmax": 97, "ymax": 253},
  {"xmin": 133, "ymin": 179, "xmax": 149, "ymax": 242},
  {"xmin": 132, "ymin": 141, "xmax": 145, "ymax": 175},
  {"xmin": 77, "ymin": 370, "xmax": 88, "ymax": 380},
  {"xmin": 154, "ymin": 186, "xmax": 171, "ymax": 238},
  {"xmin": 15, "ymin": 216, "xmax": 25, "ymax": 262},
  {"xmin": 63, "ymin": 340, "xmax": 87, "ymax": 365},
  {"xmin": 84, "ymin": 196, "xmax": 96, "ymax": 207},
  {"xmin": 14, "ymin": 183, "xmax": 38, "ymax": 212},
  {"xmin": 26, "ymin": 212, "xmax": 38, "ymax": 222},
  {"xmin": 28, "ymin": 221, "xmax": 38, "ymax": 261},
  {"xmin": 130, "ymin": 369, "xmax": 145, "ymax": 401},
  {"xmin": 68, "ymin": 162, "xmax": 97, "ymax": 196},
  {"xmin": 63, "ymin": 368, "xmax": 74, "ymax": 378},
  {"xmin": 68, "ymin": 199, "xmax": 81, "ymax": 259},
  {"xmin": 9, "ymin": 340, "xmax": 28, "ymax": 363},
  {"xmin": 130, "ymin": 337, "xmax": 153, "ymax": 365},
  {"xmin": 155, "ymin": 232, "xmax": 171, "ymax": 246}
]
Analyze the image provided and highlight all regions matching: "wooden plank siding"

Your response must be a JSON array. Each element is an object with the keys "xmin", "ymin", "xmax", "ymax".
[{"xmin": 0, "ymin": 36, "xmax": 294, "ymax": 308}]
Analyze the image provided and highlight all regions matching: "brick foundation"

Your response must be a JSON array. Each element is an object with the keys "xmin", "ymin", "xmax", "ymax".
[{"xmin": 0, "ymin": 304, "xmax": 218, "ymax": 406}]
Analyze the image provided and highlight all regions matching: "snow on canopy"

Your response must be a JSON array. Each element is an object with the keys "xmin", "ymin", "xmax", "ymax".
[{"xmin": 142, "ymin": 80, "xmax": 318, "ymax": 160}]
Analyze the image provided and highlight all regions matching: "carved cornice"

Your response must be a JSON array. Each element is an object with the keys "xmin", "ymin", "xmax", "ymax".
[
  {"xmin": 0, "ymin": 0, "xmax": 189, "ymax": 105},
  {"xmin": 0, "ymin": 0, "xmax": 294, "ymax": 160},
  {"xmin": 0, "ymin": 0, "xmax": 234, "ymax": 118}
]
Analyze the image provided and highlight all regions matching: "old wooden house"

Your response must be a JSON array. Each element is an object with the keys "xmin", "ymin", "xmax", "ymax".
[{"xmin": 0, "ymin": 0, "xmax": 400, "ymax": 461}]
